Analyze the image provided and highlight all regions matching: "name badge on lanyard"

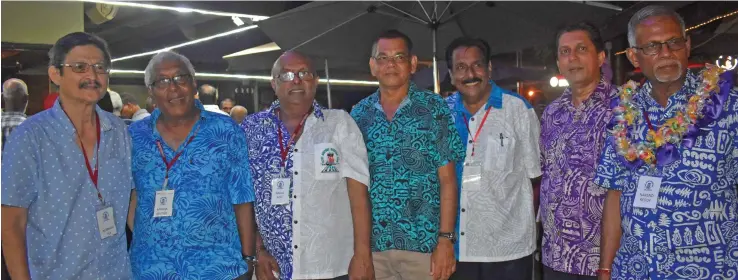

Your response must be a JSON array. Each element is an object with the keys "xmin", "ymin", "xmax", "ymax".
[
  {"xmin": 634, "ymin": 175, "xmax": 662, "ymax": 209},
  {"xmin": 271, "ymin": 177, "xmax": 291, "ymax": 205},
  {"xmin": 153, "ymin": 125, "xmax": 200, "ymax": 218}
]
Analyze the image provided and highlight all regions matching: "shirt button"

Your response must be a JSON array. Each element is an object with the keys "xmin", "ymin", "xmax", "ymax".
[
  {"xmin": 293, "ymin": 195, "xmax": 297, "ymax": 199},
  {"xmin": 470, "ymin": 117, "xmax": 475, "ymax": 121},
  {"xmin": 468, "ymin": 140, "xmax": 473, "ymax": 144},
  {"xmin": 294, "ymin": 148, "xmax": 299, "ymax": 152},
  {"xmin": 460, "ymin": 232, "xmax": 465, "ymax": 236},
  {"xmin": 294, "ymin": 171, "xmax": 299, "ymax": 175},
  {"xmin": 461, "ymin": 208, "xmax": 466, "ymax": 212},
  {"xmin": 294, "ymin": 220, "xmax": 298, "ymax": 224},
  {"xmin": 294, "ymin": 245, "xmax": 298, "ymax": 249}
]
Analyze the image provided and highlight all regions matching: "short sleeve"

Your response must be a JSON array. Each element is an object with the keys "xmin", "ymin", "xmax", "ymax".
[
  {"xmin": 1, "ymin": 125, "xmax": 39, "ymax": 208},
  {"xmin": 334, "ymin": 111, "xmax": 370, "ymax": 187},
  {"xmin": 432, "ymin": 98, "xmax": 465, "ymax": 168},
  {"xmin": 594, "ymin": 135, "xmax": 630, "ymax": 191},
  {"xmin": 227, "ymin": 122, "xmax": 256, "ymax": 204},
  {"xmin": 515, "ymin": 106, "xmax": 543, "ymax": 179}
]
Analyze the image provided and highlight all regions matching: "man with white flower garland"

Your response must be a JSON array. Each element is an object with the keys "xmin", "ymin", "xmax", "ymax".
[{"xmin": 595, "ymin": 5, "xmax": 738, "ymax": 280}]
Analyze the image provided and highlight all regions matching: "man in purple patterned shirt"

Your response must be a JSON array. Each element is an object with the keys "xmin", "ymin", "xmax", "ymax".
[{"xmin": 539, "ymin": 22, "xmax": 618, "ymax": 280}]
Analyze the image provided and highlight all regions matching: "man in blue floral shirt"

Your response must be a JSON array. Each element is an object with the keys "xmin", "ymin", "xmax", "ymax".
[
  {"xmin": 351, "ymin": 30, "xmax": 464, "ymax": 280},
  {"xmin": 597, "ymin": 6, "xmax": 738, "ymax": 280},
  {"xmin": 128, "ymin": 51, "xmax": 256, "ymax": 280}
]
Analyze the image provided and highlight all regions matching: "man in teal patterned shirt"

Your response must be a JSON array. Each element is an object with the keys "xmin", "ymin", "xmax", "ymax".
[{"xmin": 351, "ymin": 29, "xmax": 464, "ymax": 280}]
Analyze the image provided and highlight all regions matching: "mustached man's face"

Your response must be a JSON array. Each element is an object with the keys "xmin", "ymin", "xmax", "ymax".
[{"xmin": 48, "ymin": 45, "xmax": 109, "ymax": 105}]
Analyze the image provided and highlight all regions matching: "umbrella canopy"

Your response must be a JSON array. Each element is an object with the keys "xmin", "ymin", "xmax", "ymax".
[{"xmin": 256, "ymin": 1, "xmax": 620, "ymax": 91}]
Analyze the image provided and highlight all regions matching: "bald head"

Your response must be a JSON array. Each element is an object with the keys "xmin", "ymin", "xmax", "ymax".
[
  {"xmin": 198, "ymin": 84, "xmax": 218, "ymax": 105},
  {"xmin": 271, "ymin": 51, "xmax": 315, "ymax": 78},
  {"xmin": 2, "ymin": 78, "xmax": 29, "ymax": 112},
  {"xmin": 230, "ymin": 105, "xmax": 248, "ymax": 124}
]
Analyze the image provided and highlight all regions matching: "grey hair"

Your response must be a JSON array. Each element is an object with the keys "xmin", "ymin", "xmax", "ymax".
[
  {"xmin": 2, "ymin": 78, "xmax": 29, "ymax": 112},
  {"xmin": 144, "ymin": 51, "xmax": 196, "ymax": 86},
  {"xmin": 627, "ymin": 5, "xmax": 686, "ymax": 47}
]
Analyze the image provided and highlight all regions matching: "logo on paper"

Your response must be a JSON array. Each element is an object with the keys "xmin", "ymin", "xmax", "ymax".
[
  {"xmin": 102, "ymin": 211, "xmax": 110, "ymax": 222},
  {"xmin": 321, "ymin": 148, "xmax": 339, "ymax": 173},
  {"xmin": 645, "ymin": 181, "xmax": 654, "ymax": 192},
  {"xmin": 160, "ymin": 196, "xmax": 167, "ymax": 206},
  {"xmin": 277, "ymin": 180, "xmax": 284, "ymax": 190}
]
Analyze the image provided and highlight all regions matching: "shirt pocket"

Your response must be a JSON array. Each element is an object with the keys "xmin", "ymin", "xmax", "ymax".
[
  {"xmin": 484, "ymin": 126, "xmax": 516, "ymax": 172},
  {"xmin": 313, "ymin": 142, "xmax": 341, "ymax": 181}
]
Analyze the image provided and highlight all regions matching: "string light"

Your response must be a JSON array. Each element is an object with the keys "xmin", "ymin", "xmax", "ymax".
[{"xmin": 614, "ymin": 9, "xmax": 738, "ymax": 56}]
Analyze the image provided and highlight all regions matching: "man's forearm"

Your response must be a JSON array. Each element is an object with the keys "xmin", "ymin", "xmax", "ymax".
[
  {"xmin": 127, "ymin": 189, "xmax": 137, "ymax": 231},
  {"xmin": 438, "ymin": 162, "xmax": 458, "ymax": 233},
  {"xmin": 234, "ymin": 203, "xmax": 256, "ymax": 256},
  {"xmin": 600, "ymin": 190, "xmax": 623, "ymax": 270},
  {"xmin": 346, "ymin": 178, "xmax": 372, "ymax": 254},
  {"xmin": 2, "ymin": 206, "xmax": 31, "ymax": 280}
]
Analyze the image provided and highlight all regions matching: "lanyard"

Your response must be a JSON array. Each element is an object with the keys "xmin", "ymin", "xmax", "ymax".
[
  {"xmin": 462, "ymin": 105, "xmax": 493, "ymax": 157},
  {"xmin": 79, "ymin": 116, "xmax": 103, "ymax": 203},
  {"xmin": 276, "ymin": 109, "xmax": 310, "ymax": 174},
  {"xmin": 642, "ymin": 109, "xmax": 654, "ymax": 131},
  {"xmin": 155, "ymin": 125, "xmax": 200, "ymax": 189}
]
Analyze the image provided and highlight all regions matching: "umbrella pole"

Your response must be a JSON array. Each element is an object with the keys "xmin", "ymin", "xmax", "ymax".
[
  {"xmin": 432, "ymin": 26, "xmax": 440, "ymax": 94},
  {"xmin": 325, "ymin": 59, "xmax": 332, "ymax": 109}
]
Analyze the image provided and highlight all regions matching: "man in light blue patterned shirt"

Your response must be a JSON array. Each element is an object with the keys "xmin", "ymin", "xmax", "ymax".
[
  {"xmin": 1, "ymin": 32, "xmax": 133, "ymax": 279},
  {"xmin": 128, "ymin": 51, "xmax": 256, "ymax": 280}
]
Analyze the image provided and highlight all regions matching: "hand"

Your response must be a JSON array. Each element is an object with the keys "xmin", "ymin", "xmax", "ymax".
[
  {"xmin": 348, "ymin": 252, "xmax": 375, "ymax": 280},
  {"xmin": 598, "ymin": 274, "xmax": 611, "ymax": 280},
  {"xmin": 255, "ymin": 250, "xmax": 280, "ymax": 280},
  {"xmin": 430, "ymin": 239, "xmax": 456, "ymax": 280}
]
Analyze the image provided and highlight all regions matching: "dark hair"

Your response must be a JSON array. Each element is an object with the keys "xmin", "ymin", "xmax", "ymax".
[
  {"xmin": 198, "ymin": 84, "xmax": 217, "ymax": 105},
  {"xmin": 554, "ymin": 22, "xmax": 604, "ymax": 57},
  {"xmin": 445, "ymin": 37, "xmax": 491, "ymax": 69},
  {"xmin": 97, "ymin": 91, "xmax": 114, "ymax": 113},
  {"xmin": 48, "ymin": 32, "xmax": 112, "ymax": 74},
  {"xmin": 371, "ymin": 29, "xmax": 413, "ymax": 57},
  {"xmin": 118, "ymin": 91, "xmax": 138, "ymax": 106}
]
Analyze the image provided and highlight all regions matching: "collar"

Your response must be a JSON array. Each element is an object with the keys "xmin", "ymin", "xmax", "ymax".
[
  {"xmin": 50, "ymin": 99, "xmax": 113, "ymax": 136},
  {"xmin": 149, "ymin": 99, "xmax": 206, "ymax": 138},
  {"xmin": 371, "ymin": 81, "xmax": 422, "ymax": 110},
  {"xmin": 452, "ymin": 81, "xmax": 503, "ymax": 115},
  {"xmin": 636, "ymin": 70, "xmax": 700, "ymax": 108},
  {"xmin": 267, "ymin": 99, "xmax": 325, "ymax": 121},
  {"xmin": 560, "ymin": 77, "xmax": 612, "ymax": 106}
]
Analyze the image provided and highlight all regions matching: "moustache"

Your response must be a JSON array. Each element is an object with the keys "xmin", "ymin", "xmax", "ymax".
[
  {"xmin": 654, "ymin": 60, "xmax": 682, "ymax": 70},
  {"xmin": 462, "ymin": 77, "xmax": 483, "ymax": 84},
  {"xmin": 79, "ymin": 80, "xmax": 102, "ymax": 89}
]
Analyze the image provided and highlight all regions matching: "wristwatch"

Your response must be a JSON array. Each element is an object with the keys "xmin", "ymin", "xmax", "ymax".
[
  {"xmin": 243, "ymin": 254, "xmax": 257, "ymax": 266},
  {"xmin": 438, "ymin": 231, "xmax": 457, "ymax": 244}
]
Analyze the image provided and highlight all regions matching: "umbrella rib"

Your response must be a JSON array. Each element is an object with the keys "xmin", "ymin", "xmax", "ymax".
[
  {"xmin": 416, "ymin": 0, "xmax": 433, "ymax": 22},
  {"xmin": 380, "ymin": 1, "xmax": 428, "ymax": 24},
  {"xmin": 288, "ymin": 10, "xmax": 370, "ymax": 52},
  {"xmin": 438, "ymin": 1, "xmax": 453, "ymax": 22},
  {"xmin": 439, "ymin": 1, "xmax": 480, "ymax": 25}
]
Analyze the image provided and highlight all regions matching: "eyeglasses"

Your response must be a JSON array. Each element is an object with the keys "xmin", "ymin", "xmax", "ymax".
[
  {"xmin": 275, "ymin": 71, "xmax": 315, "ymax": 83},
  {"xmin": 373, "ymin": 54, "xmax": 409, "ymax": 65},
  {"xmin": 59, "ymin": 62, "xmax": 110, "ymax": 74},
  {"xmin": 633, "ymin": 37, "xmax": 688, "ymax": 56},
  {"xmin": 149, "ymin": 74, "xmax": 192, "ymax": 89}
]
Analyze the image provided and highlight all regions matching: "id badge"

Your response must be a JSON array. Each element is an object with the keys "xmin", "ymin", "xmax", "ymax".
[
  {"xmin": 96, "ymin": 205, "xmax": 117, "ymax": 239},
  {"xmin": 154, "ymin": 190, "xmax": 175, "ymax": 217},
  {"xmin": 634, "ymin": 175, "xmax": 662, "ymax": 209},
  {"xmin": 462, "ymin": 164, "xmax": 483, "ymax": 191},
  {"xmin": 271, "ymin": 178, "xmax": 291, "ymax": 205}
]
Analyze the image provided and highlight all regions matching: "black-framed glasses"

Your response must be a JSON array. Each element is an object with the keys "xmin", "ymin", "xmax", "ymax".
[
  {"xmin": 275, "ymin": 71, "xmax": 315, "ymax": 83},
  {"xmin": 633, "ymin": 37, "xmax": 688, "ymax": 56},
  {"xmin": 149, "ymin": 74, "xmax": 192, "ymax": 89},
  {"xmin": 59, "ymin": 62, "xmax": 110, "ymax": 74},
  {"xmin": 373, "ymin": 54, "xmax": 409, "ymax": 65}
]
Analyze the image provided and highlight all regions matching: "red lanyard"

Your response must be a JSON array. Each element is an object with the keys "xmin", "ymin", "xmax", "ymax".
[
  {"xmin": 642, "ymin": 109, "xmax": 654, "ymax": 131},
  {"xmin": 78, "ymin": 116, "xmax": 103, "ymax": 203},
  {"xmin": 462, "ymin": 105, "xmax": 493, "ymax": 157},
  {"xmin": 276, "ymin": 110, "xmax": 310, "ymax": 171},
  {"xmin": 156, "ymin": 125, "xmax": 200, "ymax": 188}
]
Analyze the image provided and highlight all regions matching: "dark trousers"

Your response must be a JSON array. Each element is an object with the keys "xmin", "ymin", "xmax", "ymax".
[
  {"xmin": 450, "ymin": 254, "xmax": 533, "ymax": 280},
  {"xmin": 542, "ymin": 266, "xmax": 597, "ymax": 280}
]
